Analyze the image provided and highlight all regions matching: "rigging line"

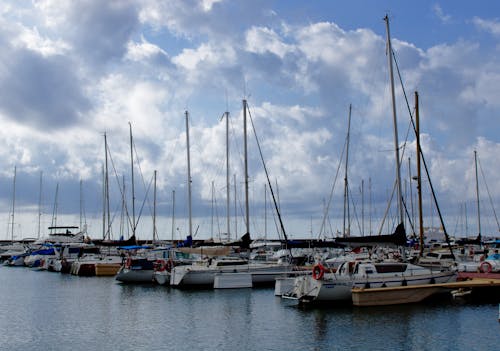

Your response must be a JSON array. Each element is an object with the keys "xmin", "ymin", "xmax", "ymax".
[
  {"xmin": 106, "ymin": 142, "xmax": 134, "ymax": 234},
  {"xmin": 392, "ymin": 48, "xmax": 455, "ymax": 259},
  {"xmin": 246, "ymin": 102, "xmax": 289, "ymax": 246},
  {"xmin": 347, "ymin": 185, "xmax": 362, "ymax": 236},
  {"xmin": 378, "ymin": 179, "xmax": 397, "ymax": 235},
  {"xmin": 132, "ymin": 136, "xmax": 155, "ymax": 224},
  {"xmin": 477, "ymin": 155, "xmax": 500, "ymax": 231},
  {"xmin": 318, "ymin": 130, "xmax": 348, "ymax": 238},
  {"xmin": 135, "ymin": 172, "xmax": 154, "ymax": 232}
]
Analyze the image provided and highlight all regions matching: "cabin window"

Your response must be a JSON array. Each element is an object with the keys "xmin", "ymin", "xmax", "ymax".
[
  {"xmin": 374, "ymin": 264, "xmax": 407, "ymax": 273},
  {"xmin": 216, "ymin": 261, "xmax": 248, "ymax": 266}
]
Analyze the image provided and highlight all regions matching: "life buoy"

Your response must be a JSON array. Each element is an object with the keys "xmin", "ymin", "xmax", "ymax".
[
  {"xmin": 155, "ymin": 259, "xmax": 166, "ymax": 272},
  {"xmin": 480, "ymin": 261, "xmax": 492, "ymax": 273},
  {"xmin": 312, "ymin": 264, "xmax": 325, "ymax": 280}
]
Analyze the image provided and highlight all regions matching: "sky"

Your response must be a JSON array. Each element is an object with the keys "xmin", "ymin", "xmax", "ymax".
[{"xmin": 1, "ymin": 0, "xmax": 500, "ymax": 242}]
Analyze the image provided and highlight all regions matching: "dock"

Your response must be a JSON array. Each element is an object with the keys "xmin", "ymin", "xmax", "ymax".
[{"xmin": 351, "ymin": 278, "xmax": 500, "ymax": 306}]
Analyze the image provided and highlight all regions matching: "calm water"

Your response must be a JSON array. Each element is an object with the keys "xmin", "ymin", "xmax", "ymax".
[{"xmin": 1, "ymin": 266, "xmax": 499, "ymax": 351}]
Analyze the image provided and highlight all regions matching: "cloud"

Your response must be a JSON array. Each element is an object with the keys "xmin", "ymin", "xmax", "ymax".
[
  {"xmin": 0, "ymin": 48, "xmax": 91, "ymax": 130},
  {"xmin": 0, "ymin": 1, "xmax": 500, "ymax": 238},
  {"xmin": 432, "ymin": 4, "xmax": 452, "ymax": 24},
  {"xmin": 472, "ymin": 16, "xmax": 500, "ymax": 36}
]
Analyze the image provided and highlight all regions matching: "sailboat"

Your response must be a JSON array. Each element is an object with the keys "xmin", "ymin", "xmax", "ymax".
[
  {"xmin": 115, "ymin": 123, "xmax": 161, "ymax": 283},
  {"xmin": 281, "ymin": 15, "xmax": 457, "ymax": 304},
  {"xmin": 170, "ymin": 102, "xmax": 297, "ymax": 288}
]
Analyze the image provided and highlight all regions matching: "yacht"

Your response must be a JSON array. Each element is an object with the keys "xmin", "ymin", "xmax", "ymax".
[{"xmin": 282, "ymin": 260, "xmax": 457, "ymax": 304}]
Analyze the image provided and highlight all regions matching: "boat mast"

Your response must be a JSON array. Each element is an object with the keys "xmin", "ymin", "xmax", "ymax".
[
  {"xmin": 361, "ymin": 179, "xmax": 364, "ymax": 236},
  {"xmin": 264, "ymin": 184, "xmax": 267, "ymax": 241},
  {"xmin": 37, "ymin": 171, "xmax": 43, "ymax": 239},
  {"xmin": 51, "ymin": 183, "xmax": 59, "ymax": 233},
  {"xmin": 104, "ymin": 132, "xmax": 111, "ymax": 240},
  {"xmin": 102, "ymin": 165, "xmax": 105, "ymax": 239},
  {"xmin": 384, "ymin": 15, "xmax": 404, "ymax": 225},
  {"xmin": 211, "ymin": 181, "xmax": 215, "ymax": 239},
  {"xmin": 129, "ymin": 122, "xmax": 136, "ymax": 237},
  {"xmin": 10, "ymin": 166, "xmax": 16, "ymax": 241},
  {"xmin": 474, "ymin": 150, "xmax": 481, "ymax": 240},
  {"xmin": 171, "ymin": 189, "xmax": 175, "ymax": 242},
  {"xmin": 79, "ymin": 179, "xmax": 83, "ymax": 232},
  {"xmin": 415, "ymin": 91, "xmax": 424, "ymax": 257},
  {"xmin": 343, "ymin": 104, "xmax": 352, "ymax": 237},
  {"xmin": 153, "ymin": 170, "xmax": 157, "ymax": 243},
  {"xmin": 225, "ymin": 110, "xmax": 231, "ymax": 241},
  {"xmin": 234, "ymin": 173, "xmax": 237, "ymax": 236},
  {"xmin": 185, "ymin": 110, "xmax": 193, "ymax": 239},
  {"xmin": 243, "ymin": 99, "xmax": 250, "ymax": 236}
]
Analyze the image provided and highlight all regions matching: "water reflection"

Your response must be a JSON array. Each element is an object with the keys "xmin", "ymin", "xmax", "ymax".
[{"xmin": 1, "ymin": 267, "xmax": 499, "ymax": 351}]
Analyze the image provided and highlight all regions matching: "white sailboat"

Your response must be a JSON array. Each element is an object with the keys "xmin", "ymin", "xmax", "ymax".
[{"xmin": 281, "ymin": 15, "xmax": 457, "ymax": 304}]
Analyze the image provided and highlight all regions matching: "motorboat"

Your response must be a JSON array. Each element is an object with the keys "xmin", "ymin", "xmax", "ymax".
[{"xmin": 282, "ymin": 260, "xmax": 457, "ymax": 304}]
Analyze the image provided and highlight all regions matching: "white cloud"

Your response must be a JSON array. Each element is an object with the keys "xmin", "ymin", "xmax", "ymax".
[
  {"xmin": 0, "ymin": 1, "xmax": 500, "ymax": 238},
  {"xmin": 245, "ymin": 26, "xmax": 294, "ymax": 59},
  {"xmin": 126, "ymin": 36, "xmax": 168, "ymax": 62},
  {"xmin": 472, "ymin": 16, "xmax": 500, "ymax": 36},
  {"xmin": 432, "ymin": 4, "xmax": 452, "ymax": 24}
]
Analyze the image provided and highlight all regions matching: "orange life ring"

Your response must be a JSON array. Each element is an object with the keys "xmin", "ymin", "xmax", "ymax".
[
  {"xmin": 155, "ymin": 259, "xmax": 166, "ymax": 272},
  {"xmin": 312, "ymin": 264, "xmax": 325, "ymax": 280},
  {"xmin": 480, "ymin": 261, "xmax": 492, "ymax": 273}
]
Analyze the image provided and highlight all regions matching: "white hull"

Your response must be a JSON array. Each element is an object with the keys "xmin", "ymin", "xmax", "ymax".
[
  {"xmin": 170, "ymin": 263, "xmax": 294, "ymax": 288},
  {"xmin": 286, "ymin": 261, "xmax": 457, "ymax": 303},
  {"xmin": 153, "ymin": 271, "xmax": 170, "ymax": 285}
]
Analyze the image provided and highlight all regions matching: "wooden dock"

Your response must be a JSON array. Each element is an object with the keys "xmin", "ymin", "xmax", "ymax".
[{"xmin": 351, "ymin": 278, "xmax": 500, "ymax": 306}]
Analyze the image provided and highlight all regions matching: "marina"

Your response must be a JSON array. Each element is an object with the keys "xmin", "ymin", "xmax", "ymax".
[
  {"xmin": 1, "ymin": 2, "xmax": 500, "ymax": 350},
  {"xmin": 1, "ymin": 265, "xmax": 499, "ymax": 351}
]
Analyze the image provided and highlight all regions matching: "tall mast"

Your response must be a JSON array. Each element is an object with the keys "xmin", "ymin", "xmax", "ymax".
[
  {"xmin": 171, "ymin": 190, "xmax": 175, "ymax": 241},
  {"xmin": 264, "ymin": 184, "xmax": 267, "ymax": 241},
  {"xmin": 153, "ymin": 170, "xmax": 157, "ymax": 243},
  {"xmin": 211, "ymin": 181, "xmax": 215, "ymax": 239},
  {"xmin": 243, "ymin": 99, "xmax": 250, "ymax": 235},
  {"xmin": 474, "ymin": 150, "xmax": 481, "ymax": 239},
  {"xmin": 384, "ymin": 14, "xmax": 404, "ymax": 225},
  {"xmin": 234, "ymin": 174, "xmax": 237, "ymax": 236},
  {"xmin": 369, "ymin": 177, "xmax": 372, "ymax": 235},
  {"xmin": 343, "ymin": 104, "xmax": 352, "ymax": 237},
  {"xmin": 415, "ymin": 91, "xmax": 424, "ymax": 257},
  {"xmin": 104, "ymin": 132, "xmax": 110, "ymax": 240},
  {"xmin": 225, "ymin": 111, "xmax": 231, "ymax": 241},
  {"xmin": 10, "ymin": 166, "xmax": 16, "ymax": 241},
  {"xmin": 79, "ymin": 179, "xmax": 83, "ymax": 231},
  {"xmin": 361, "ymin": 179, "xmax": 365, "ymax": 236},
  {"xmin": 51, "ymin": 183, "xmax": 59, "ymax": 231},
  {"xmin": 185, "ymin": 111, "xmax": 193, "ymax": 238},
  {"xmin": 37, "ymin": 171, "xmax": 43, "ymax": 239},
  {"xmin": 129, "ymin": 122, "xmax": 136, "ymax": 237},
  {"xmin": 102, "ymin": 164, "xmax": 106, "ymax": 239}
]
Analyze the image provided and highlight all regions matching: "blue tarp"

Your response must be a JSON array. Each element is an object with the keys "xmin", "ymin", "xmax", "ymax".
[
  {"xmin": 118, "ymin": 245, "xmax": 151, "ymax": 250},
  {"xmin": 30, "ymin": 248, "xmax": 55, "ymax": 255},
  {"xmin": 486, "ymin": 253, "xmax": 500, "ymax": 260},
  {"xmin": 177, "ymin": 235, "xmax": 193, "ymax": 248}
]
